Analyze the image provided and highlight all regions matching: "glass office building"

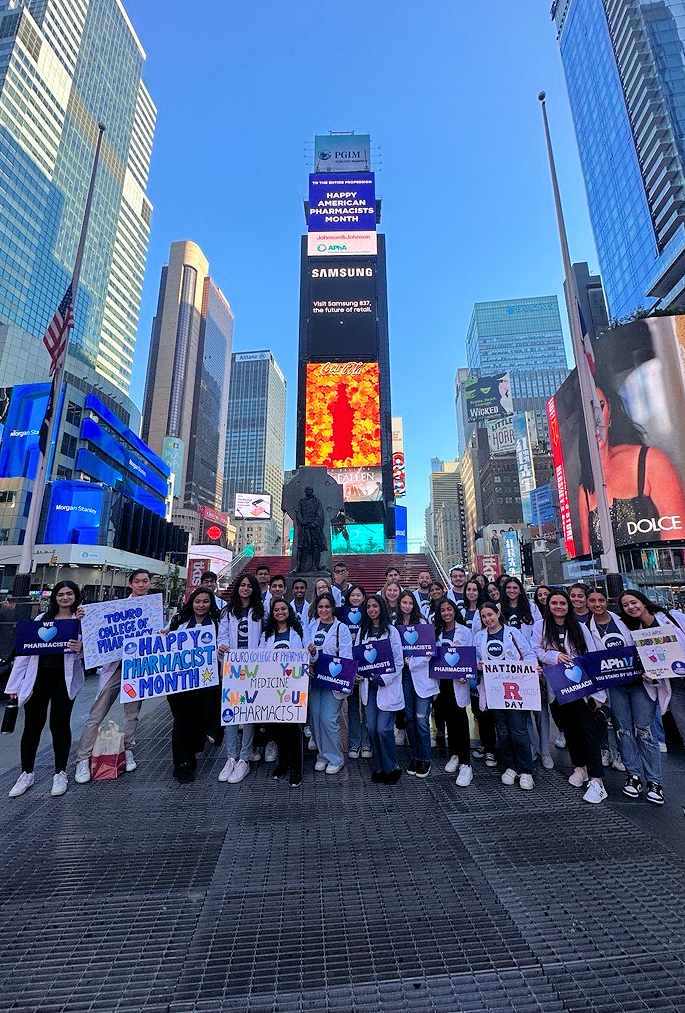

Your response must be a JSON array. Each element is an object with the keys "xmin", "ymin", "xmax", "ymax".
[
  {"xmin": 0, "ymin": 0, "xmax": 155, "ymax": 395},
  {"xmin": 553, "ymin": 0, "xmax": 685, "ymax": 318},
  {"xmin": 465, "ymin": 296, "xmax": 567, "ymax": 372}
]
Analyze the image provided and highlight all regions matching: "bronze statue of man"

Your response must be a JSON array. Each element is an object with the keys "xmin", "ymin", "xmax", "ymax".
[{"xmin": 295, "ymin": 486, "xmax": 326, "ymax": 572}]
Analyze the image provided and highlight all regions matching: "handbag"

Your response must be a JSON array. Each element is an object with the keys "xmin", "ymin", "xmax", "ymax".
[{"xmin": 90, "ymin": 720, "xmax": 126, "ymax": 780}]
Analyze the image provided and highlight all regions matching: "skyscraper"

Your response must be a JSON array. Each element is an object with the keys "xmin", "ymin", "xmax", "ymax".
[
  {"xmin": 427, "ymin": 460, "xmax": 468, "ymax": 568},
  {"xmin": 142, "ymin": 241, "xmax": 234, "ymax": 516},
  {"xmin": 0, "ymin": 0, "xmax": 156, "ymax": 396},
  {"xmin": 568, "ymin": 262, "xmax": 610, "ymax": 342},
  {"xmin": 553, "ymin": 0, "xmax": 685, "ymax": 318},
  {"xmin": 223, "ymin": 351, "xmax": 286, "ymax": 552}
]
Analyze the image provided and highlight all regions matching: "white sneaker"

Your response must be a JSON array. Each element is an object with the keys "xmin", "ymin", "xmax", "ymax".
[
  {"xmin": 361, "ymin": 747, "xmax": 373, "ymax": 758},
  {"xmin": 304, "ymin": 725, "xmax": 312, "ymax": 738},
  {"xmin": 394, "ymin": 728, "xmax": 406, "ymax": 745},
  {"xmin": 265, "ymin": 741, "xmax": 278, "ymax": 763},
  {"xmin": 501, "ymin": 768, "xmax": 517, "ymax": 786},
  {"xmin": 583, "ymin": 780, "xmax": 607, "ymax": 804},
  {"xmin": 541, "ymin": 754, "xmax": 555, "ymax": 770},
  {"xmin": 430, "ymin": 734, "xmax": 437, "ymax": 747},
  {"xmin": 307, "ymin": 738, "xmax": 318, "ymax": 751},
  {"xmin": 8, "ymin": 771, "xmax": 34, "ymax": 798},
  {"xmin": 51, "ymin": 772, "xmax": 68, "ymax": 797},
  {"xmin": 218, "ymin": 758, "xmax": 236, "ymax": 782},
  {"xmin": 348, "ymin": 748, "xmax": 360, "ymax": 759},
  {"xmin": 554, "ymin": 734, "xmax": 566, "ymax": 749},
  {"xmin": 227, "ymin": 759, "xmax": 250, "ymax": 784},
  {"xmin": 248, "ymin": 750, "xmax": 262, "ymax": 762},
  {"xmin": 325, "ymin": 762, "xmax": 343, "ymax": 774},
  {"xmin": 568, "ymin": 768, "xmax": 588, "ymax": 788},
  {"xmin": 484, "ymin": 752, "xmax": 498, "ymax": 768},
  {"xmin": 601, "ymin": 748, "xmax": 611, "ymax": 768},
  {"xmin": 125, "ymin": 750, "xmax": 137, "ymax": 773},
  {"xmin": 659, "ymin": 741, "xmax": 668, "ymax": 754},
  {"xmin": 456, "ymin": 764, "xmax": 473, "ymax": 787},
  {"xmin": 471, "ymin": 745, "xmax": 484, "ymax": 759},
  {"xmin": 519, "ymin": 773, "xmax": 535, "ymax": 790},
  {"xmin": 74, "ymin": 759, "xmax": 91, "ymax": 784},
  {"xmin": 445, "ymin": 755, "xmax": 460, "ymax": 774},
  {"xmin": 612, "ymin": 755, "xmax": 626, "ymax": 772},
  {"xmin": 314, "ymin": 758, "xmax": 327, "ymax": 772}
]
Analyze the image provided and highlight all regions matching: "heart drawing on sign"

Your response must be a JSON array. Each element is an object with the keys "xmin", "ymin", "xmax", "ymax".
[
  {"xmin": 38, "ymin": 626, "xmax": 58, "ymax": 642},
  {"xmin": 348, "ymin": 609, "xmax": 362, "ymax": 625},
  {"xmin": 329, "ymin": 661, "xmax": 343, "ymax": 678},
  {"xmin": 364, "ymin": 646, "xmax": 377, "ymax": 664},
  {"xmin": 444, "ymin": 650, "xmax": 460, "ymax": 667},
  {"xmin": 565, "ymin": 665, "xmax": 584, "ymax": 684},
  {"xmin": 403, "ymin": 629, "xmax": 419, "ymax": 646}
]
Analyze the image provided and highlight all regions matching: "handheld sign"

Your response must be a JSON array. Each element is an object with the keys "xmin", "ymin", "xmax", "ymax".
[
  {"xmin": 545, "ymin": 662, "xmax": 595, "ymax": 703},
  {"xmin": 483, "ymin": 660, "xmax": 541, "ymax": 711},
  {"xmin": 336, "ymin": 606, "xmax": 363, "ymax": 636},
  {"xmin": 222, "ymin": 648, "xmax": 309, "ymax": 724},
  {"xmin": 15, "ymin": 619, "xmax": 80, "ymax": 656},
  {"xmin": 397, "ymin": 624, "xmax": 436, "ymax": 658},
  {"xmin": 577, "ymin": 647, "xmax": 642, "ymax": 689},
  {"xmin": 429, "ymin": 644, "xmax": 477, "ymax": 681},
  {"xmin": 81, "ymin": 594, "xmax": 164, "ymax": 669},
  {"xmin": 352, "ymin": 638, "xmax": 394, "ymax": 680},
  {"xmin": 631, "ymin": 626, "xmax": 685, "ymax": 680},
  {"xmin": 120, "ymin": 626, "xmax": 218, "ymax": 702},
  {"xmin": 312, "ymin": 652, "xmax": 357, "ymax": 695}
]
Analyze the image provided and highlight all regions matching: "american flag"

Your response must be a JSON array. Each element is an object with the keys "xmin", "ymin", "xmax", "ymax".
[{"xmin": 42, "ymin": 283, "xmax": 74, "ymax": 375}]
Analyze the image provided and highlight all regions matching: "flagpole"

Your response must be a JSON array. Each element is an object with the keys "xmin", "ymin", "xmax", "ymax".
[
  {"xmin": 13, "ymin": 123, "xmax": 105, "ymax": 596},
  {"xmin": 537, "ymin": 92, "xmax": 619, "ymax": 577}
]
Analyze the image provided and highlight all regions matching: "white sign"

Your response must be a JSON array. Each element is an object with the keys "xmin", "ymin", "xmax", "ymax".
[
  {"xmin": 120, "ymin": 627, "xmax": 218, "ymax": 702},
  {"xmin": 307, "ymin": 231, "xmax": 377, "ymax": 257},
  {"xmin": 631, "ymin": 625, "xmax": 685, "ymax": 680},
  {"xmin": 81, "ymin": 594, "xmax": 164, "ymax": 669},
  {"xmin": 234, "ymin": 492, "xmax": 272, "ymax": 520},
  {"xmin": 221, "ymin": 648, "xmax": 310, "ymax": 725},
  {"xmin": 314, "ymin": 133, "xmax": 370, "ymax": 172},
  {"xmin": 483, "ymin": 660, "xmax": 541, "ymax": 711},
  {"xmin": 328, "ymin": 467, "xmax": 383, "ymax": 502},
  {"xmin": 487, "ymin": 417, "xmax": 516, "ymax": 456}
]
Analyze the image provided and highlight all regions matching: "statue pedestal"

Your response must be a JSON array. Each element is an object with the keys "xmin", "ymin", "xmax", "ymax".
[{"xmin": 282, "ymin": 467, "xmax": 343, "ymax": 578}]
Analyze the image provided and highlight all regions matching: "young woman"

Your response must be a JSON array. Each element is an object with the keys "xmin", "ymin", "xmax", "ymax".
[
  {"xmin": 501, "ymin": 577, "xmax": 539, "ymax": 635},
  {"xmin": 217, "ymin": 574, "xmax": 264, "ymax": 785},
  {"xmin": 533, "ymin": 585, "xmax": 551, "ymax": 616},
  {"xmin": 398, "ymin": 591, "xmax": 438, "ymax": 777},
  {"xmin": 307, "ymin": 592, "xmax": 353, "ymax": 775},
  {"xmin": 382, "ymin": 581, "xmax": 402, "ymax": 625},
  {"xmin": 260, "ymin": 597, "xmax": 305, "ymax": 787},
  {"xmin": 461, "ymin": 579, "xmax": 484, "ymax": 633},
  {"xmin": 434, "ymin": 597, "xmax": 474, "ymax": 787},
  {"xmin": 569, "ymin": 583, "xmax": 592, "ymax": 627},
  {"xmin": 167, "ymin": 587, "xmax": 220, "ymax": 783},
  {"xmin": 340, "ymin": 584, "xmax": 371, "ymax": 760},
  {"xmin": 474, "ymin": 602, "xmax": 537, "ymax": 790},
  {"xmin": 8, "ymin": 581, "xmax": 84, "ymax": 799},
  {"xmin": 618, "ymin": 589, "xmax": 685, "ymax": 803},
  {"xmin": 356, "ymin": 595, "xmax": 405, "ymax": 784},
  {"xmin": 307, "ymin": 578, "xmax": 333, "ymax": 625},
  {"xmin": 473, "ymin": 573, "xmax": 487, "ymax": 592},
  {"xmin": 533, "ymin": 590, "xmax": 606, "ymax": 804},
  {"xmin": 486, "ymin": 582, "xmax": 501, "ymax": 604},
  {"xmin": 428, "ymin": 581, "xmax": 446, "ymax": 622}
]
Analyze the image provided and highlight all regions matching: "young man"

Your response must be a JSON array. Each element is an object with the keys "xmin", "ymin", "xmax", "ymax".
[
  {"xmin": 446, "ymin": 566, "xmax": 467, "ymax": 607},
  {"xmin": 290, "ymin": 578, "xmax": 309, "ymax": 621},
  {"xmin": 413, "ymin": 568, "xmax": 433, "ymax": 619},
  {"xmin": 255, "ymin": 564, "xmax": 271, "ymax": 604},
  {"xmin": 75, "ymin": 568, "xmax": 154, "ymax": 783},
  {"xmin": 331, "ymin": 561, "xmax": 351, "ymax": 608},
  {"xmin": 264, "ymin": 574, "xmax": 286, "ymax": 615},
  {"xmin": 378, "ymin": 566, "xmax": 401, "ymax": 593}
]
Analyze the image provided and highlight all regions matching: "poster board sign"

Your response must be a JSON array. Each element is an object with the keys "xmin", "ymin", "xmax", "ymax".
[
  {"xmin": 81, "ymin": 594, "xmax": 164, "ymax": 669},
  {"xmin": 352, "ymin": 638, "xmax": 394, "ymax": 678},
  {"xmin": 221, "ymin": 648, "xmax": 309, "ymax": 724},
  {"xmin": 631, "ymin": 626, "xmax": 685, "ymax": 679},
  {"xmin": 577, "ymin": 647, "xmax": 642, "ymax": 689},
  {"xmin": 544, "ymin": 661, "xmax": 596, "ymax": 703},
  {"xmin": 429, "ymin": 644, "xmax": 477, "ymax": 680},
  {"xmin": 397, "ymin": 624, "xmax": 436, "ymax": 658},
  {"xmin": 15, "ymin": 619, "xmax": 80, "ymax": 656},
  {"xmin": 120, "ymin": 626, "xmax": 218, "ymax": 702},
  {"xmin": 312, "ymin": 651, "xmax": 357, "ymax": 695},
  {"xmin": 483, "ymin": 660, "xmax": 541, "ymax": 711}
]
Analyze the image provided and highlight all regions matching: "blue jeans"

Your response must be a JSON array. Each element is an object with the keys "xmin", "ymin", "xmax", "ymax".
[
  {"xmin": 402, "ymin": 669, "xmax": 433, "ymax": 763},
  {"xmin": 610, "ymin": 682, "xmax": 661, "ymax": 784},
  {"xmin": 309, "ymin": 682, "xmax": 343, "ymax": 767},
  {"xmin": 225, "ymin": 723, "xmax": 254, "ymax": 762},
  {"xmin": 347, "ymin": 683, "xmax": 370, "ymax": 752},
  {"xmin": 365, "ymin": 682, "xmax": 397, "ymax": 773},
  {"xmin": 494, "ymin": 710, "xmax": 533, "ymax": 776}
]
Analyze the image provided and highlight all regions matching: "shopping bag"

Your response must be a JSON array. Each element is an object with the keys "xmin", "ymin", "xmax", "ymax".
[{"xmin": 90, "ymin": 720, "xmax": 125, "ymax": 780}]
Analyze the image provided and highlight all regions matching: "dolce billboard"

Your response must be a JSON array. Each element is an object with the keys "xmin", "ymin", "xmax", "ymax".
[
  {"xmin": 547, "ymin": 315, "xmax": 685, "ymax": 558},
  {"xmin": 307, "ymin": 260, "xmax": 377, "ymax": 359}
]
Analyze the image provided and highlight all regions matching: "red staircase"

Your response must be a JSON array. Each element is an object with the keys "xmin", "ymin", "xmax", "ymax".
[{"xmin": 234, "ymin": 553, "xmax": 437, "ymax": 592}]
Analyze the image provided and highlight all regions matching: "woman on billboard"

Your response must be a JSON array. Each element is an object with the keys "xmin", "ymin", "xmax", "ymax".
[{"xmin": 577, "ymin": 368, "xmax": 685, "ymax": 555}]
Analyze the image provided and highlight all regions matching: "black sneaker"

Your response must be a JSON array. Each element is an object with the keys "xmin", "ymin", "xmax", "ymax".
[
  {"xmin": 406, "ymin": 758, "xmax": 418, "ymax": 776},
  {"xmin": 272, "ymin": 765, "xmax": 288, "ymax": 780},
  {"xmin": 371, "ymin": 771, "xmax": 386, "ymax": 784},
  {"xmin": 174, "ymin": 764, "xmax": 195, "ymax": 784},
  {"xmin": 622, "ymin": 775, "xmax": 642, "ymax": 798},
  {"xmin": 415, "ymin": 761, "xmax": 431, "ymax": 778},
  {"xmin": 646, "ymin": 781, "xmax": 665, "ymax": 805},
  {"xmin": 385, "ymin": 768, "xmax": 403, "ymax": 785},
  {"xmin": 289, "ymin": 772, "xmax": 302, "ymax": 787}
]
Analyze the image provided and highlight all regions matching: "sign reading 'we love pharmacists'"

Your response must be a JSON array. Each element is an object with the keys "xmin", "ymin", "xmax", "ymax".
[{"xmin": 15, "ymin": 619, "xmax": 80, "ymax": 656}]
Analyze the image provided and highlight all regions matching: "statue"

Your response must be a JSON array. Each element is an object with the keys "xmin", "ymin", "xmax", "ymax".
[{"xmin": 295, "ymin": 487, "xmax": 325, "ymax": 572}]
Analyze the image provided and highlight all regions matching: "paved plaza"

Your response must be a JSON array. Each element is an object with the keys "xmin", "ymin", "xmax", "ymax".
[{"xmin": 2, "ymin": 678, "xmax": 685, "ymax": 1012}]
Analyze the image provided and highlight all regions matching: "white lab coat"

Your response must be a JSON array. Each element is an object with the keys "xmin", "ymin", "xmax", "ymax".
[
  {"xmin": 357, "ymin": 625, "xmax": 405, "ymax": 711},
  {"xmin": 218, "ymin": 608, "xmax": 263, "ymax": 650},
  {"xmin": 6, "ymin": 612, "xmax": 84, "ymax": 707},
  {"xmin": 532, "ymin": 620, "xmax": 605, "ymax": 703},
  {"xmin": 259, "ymin": 629, "xmax": 305, "ymax": 650},
  {"xmin": 412, "ymin": 589, "xmax": 433, "ymax": 620}
]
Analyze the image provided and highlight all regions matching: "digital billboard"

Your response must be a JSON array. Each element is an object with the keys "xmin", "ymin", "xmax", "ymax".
[
  {"xmin": 314, "ymin": 133, "xmax": 370, "ymax": 173},
  {"xmin": 548, "ymin": 315, "xmax": 685, "ymax": 558},
  {"xmin": 199, "ymin": 505, "xmax": 230, "ymax": 546},
  {"xmin": 529, "ymin": 484, "xmax": 556, "ymax": 527},
  {"xmin": 304, "ymin": 362, "xmax": 381, "ymax": 469},
  {"xmin": 513, "ymin": 412, "xmax": 536, "ymax": 525},
  {"xmin": 43, "ymin": 480, "xmax": 106, "ymax": 544},
  {"xmin": 331, "ymin": 521, "xmax": 384, "ymax": 554},
  {"xmin": 0, "ymin": 383, "xmax": 50, "ymax": 479},
  {"xmin": 328, "ymin": 467, "xmax": 383, "ymax": 502},
  {"xmin": 234, "ymin": 493, "xmax": 272, "ymax": 519},
  {"xmin": 393, "ymin": 505, "xmax": 408, "ymax": 553},
  {"xmin": 308, "ymin": 173, "xmax": 376, "ymax": 232},
  {"xmin": 487, "ymin": 417, "xmax": 516, "ymax": 456},
  {"xmin": 392, "ymin": 417, "xmax": 406, "ymax": 499},
  {"xmin": 464, "ymin": 372, "xmax": 513, "ymax": 423},
  {"xmin": 308, "ymin": 260, "xmax": 377, "ymax": 359},
  {"xmin": 307, "ymin": 232, "xmax": 378, "ymax": 257},
  {"xmin": 79, "ymin": 417, "xmax": 168, "ymax": 500}
]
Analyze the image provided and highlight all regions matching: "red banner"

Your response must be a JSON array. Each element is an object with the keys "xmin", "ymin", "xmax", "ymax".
[
  {"xmin": 547, "ymin": 395, "xmax": 576, "ymax": 559},
  {"xmin": 476, "ymin": 554, "xmax": 501, "ymax": 581},
  {"xmin": 185, "ymin": 557, "xmax": 212, "ymax": 599}
]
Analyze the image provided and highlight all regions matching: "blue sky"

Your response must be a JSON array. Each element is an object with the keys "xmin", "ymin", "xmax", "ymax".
[{"xmin": 126, "ymin": 0, "xmax": 598, "ymax": 542}]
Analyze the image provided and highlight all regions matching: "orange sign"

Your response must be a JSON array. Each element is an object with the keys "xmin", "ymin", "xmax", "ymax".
[{"xmin": 304, "ymin": 361, "xmax": 381, "ymax": 468}]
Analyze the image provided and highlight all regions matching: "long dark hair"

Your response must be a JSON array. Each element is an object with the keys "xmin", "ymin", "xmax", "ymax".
[
  {"xmin": 344, "ymin": 583, "xmax": 367, "ymax": 608},
  {"xmin": 171, "ymin": 587, "xmax": 220, "ymax": 631},
  {"xmin": 262, "ymin": 596, "xmax": 303, "ymax": 640},
  {"xmin": 226, "ymin": 573, "xmax": 264, "ymax": 620},
  {"xmin": 398, "ymin": 590, "xmax": 422, "ymax": 626},
  {"xmin": 533, "ymin": 585, "xmax": 552, "ymax": 613},
  {"xmin": 434, "ymin": 596, "xmax": 468, "ymax": 638},
  {"xmin": 43, "ymin": 580, "xmax": 81, "ymax": 619},
  {"xmin": 359, "ymin": 594, "xmax": 392, "ymax": 639},
  {"xmin": 463, "ymin": 579, "xmax": 485, "ymax": 611},
  {"xmin": 501, "ymin": 577, "xmax": 534, "ymax": 625},
  {"xmin": 311, "ymin": 591, "xmax": 337, "ymax": 625},
  {"xmin": 579, "ymin": 368, "xmax": 645, "ymax": 492},
  {"xmin": 617, "ymin": 589, "xmax": 667, "ymax": 630},
  {"xmin": 542, "ymin": 589, "xmax": 587, "ymax": 655}
]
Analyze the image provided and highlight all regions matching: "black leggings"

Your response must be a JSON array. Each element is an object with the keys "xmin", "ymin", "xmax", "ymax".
[
  {"xmin": 550, "ymin": 698, "xmax": 605, "ymax": 779},
  {"xmin": 437, "ymin": 680, "xmax": 470, "ymax": 764},
  {"xmin": 21, "ymin": 670, "xmax": 74, "ymax": 773},
  {"xmin": 471, "ymin": 692, "xmax": 497, "ymax": 752},
  {"xmin": 167, "ymin": 689, "xmax": 208, "ymax": 771},
  {"xmin": 273, "ymin": 724, "xmax": 303, "ymax": 779}
]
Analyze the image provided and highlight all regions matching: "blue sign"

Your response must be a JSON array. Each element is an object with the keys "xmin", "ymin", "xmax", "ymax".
[
  {"xmin": 429, "ymin": 645, "xmax": 477, "ymax": 680},
  {"xmin": 394, "ymin": 504, "xmax": 408, "ymax": 553},
  {"xmin": 577, "ymin": 648, "xmax": 642, "ymax": 688},
  {"xmin": 122, "ymin": 478, "xmax": 166, "ymax": 517},
  {"xmin": 43, "ymin": 480, "xmax": 106, "ymax": 544},
  {"xmin": 308, "ymin": 172, "xmax": 376, "ymax": 232},
  {"xmin": 352, "ymin": 637, "xmax": 394, "ymax": 679},
  {"xmin": 0, "ymin": 383, "xmax": 50, "ymax": 479},
  {"xmin": 74, "ymin": 448, "xmax": 123, "ymax": 488},
  {"xmin": 530, "ymin": 485, "xmax": 556, "ymax": 526},
  {"xmin": 79, "ymin": 417, "xmax": 168, "ymax": 499},
  {"xmin": 502, "ymin": 530, "xmax": 521, "ymax": 576},
  {"xmin": 312, "ymin": 652, "xmax": 357, "ymax": 695},
  {"xmin": 397, "ymin": 624, "xmax": 436, "ymax": 658},
  {"xmin": 15, "ymin": 619, "xmax": 80, "ymax": 655},
  {"xmin": 84, "ymin": 394, "xmax": 170, "ymax": 477},
  {"xmin": 545, "ymin": 662, "xmax": 595, "ymax": 702}
]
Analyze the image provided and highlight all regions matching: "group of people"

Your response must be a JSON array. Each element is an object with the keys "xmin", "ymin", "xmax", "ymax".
[{"xmin": 5, "ymin": 560, "xmax": 685, "ymax": 807}]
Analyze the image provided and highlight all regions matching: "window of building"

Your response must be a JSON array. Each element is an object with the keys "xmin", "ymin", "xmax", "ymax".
[
  {"xmin": 66, "ymin": 401, "xmax": 82, "ymax": 427},
  {"xmin": 0, "ymin": 490, "xmax": 14, "ymax": 504},
  {"xmin": 60, "ymin": 432, "xmax": 77, "ymax": 458},
  {"xmin": 0, "ymin": 528, "xmax": 9, "ymax": 544},
  {"xmin": 56, "ymin": 465, "xmax": 71, "ymax": 479}
]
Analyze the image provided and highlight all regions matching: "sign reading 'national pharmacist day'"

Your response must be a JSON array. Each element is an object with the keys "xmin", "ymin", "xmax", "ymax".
[
  {"xmin": 120, "ymin": 627, "xmax": 218, "ymax": 703},
  {"xmin": 483, "ymin": 661, "xmax": 541, "ymax": 711},
  {"xmin": 81, "ymin": 594, "xmax": 164, "ymax": 669},
  {"xmin": 222, "ymin": 649, "xmax": 309, "ymax": 725}
]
